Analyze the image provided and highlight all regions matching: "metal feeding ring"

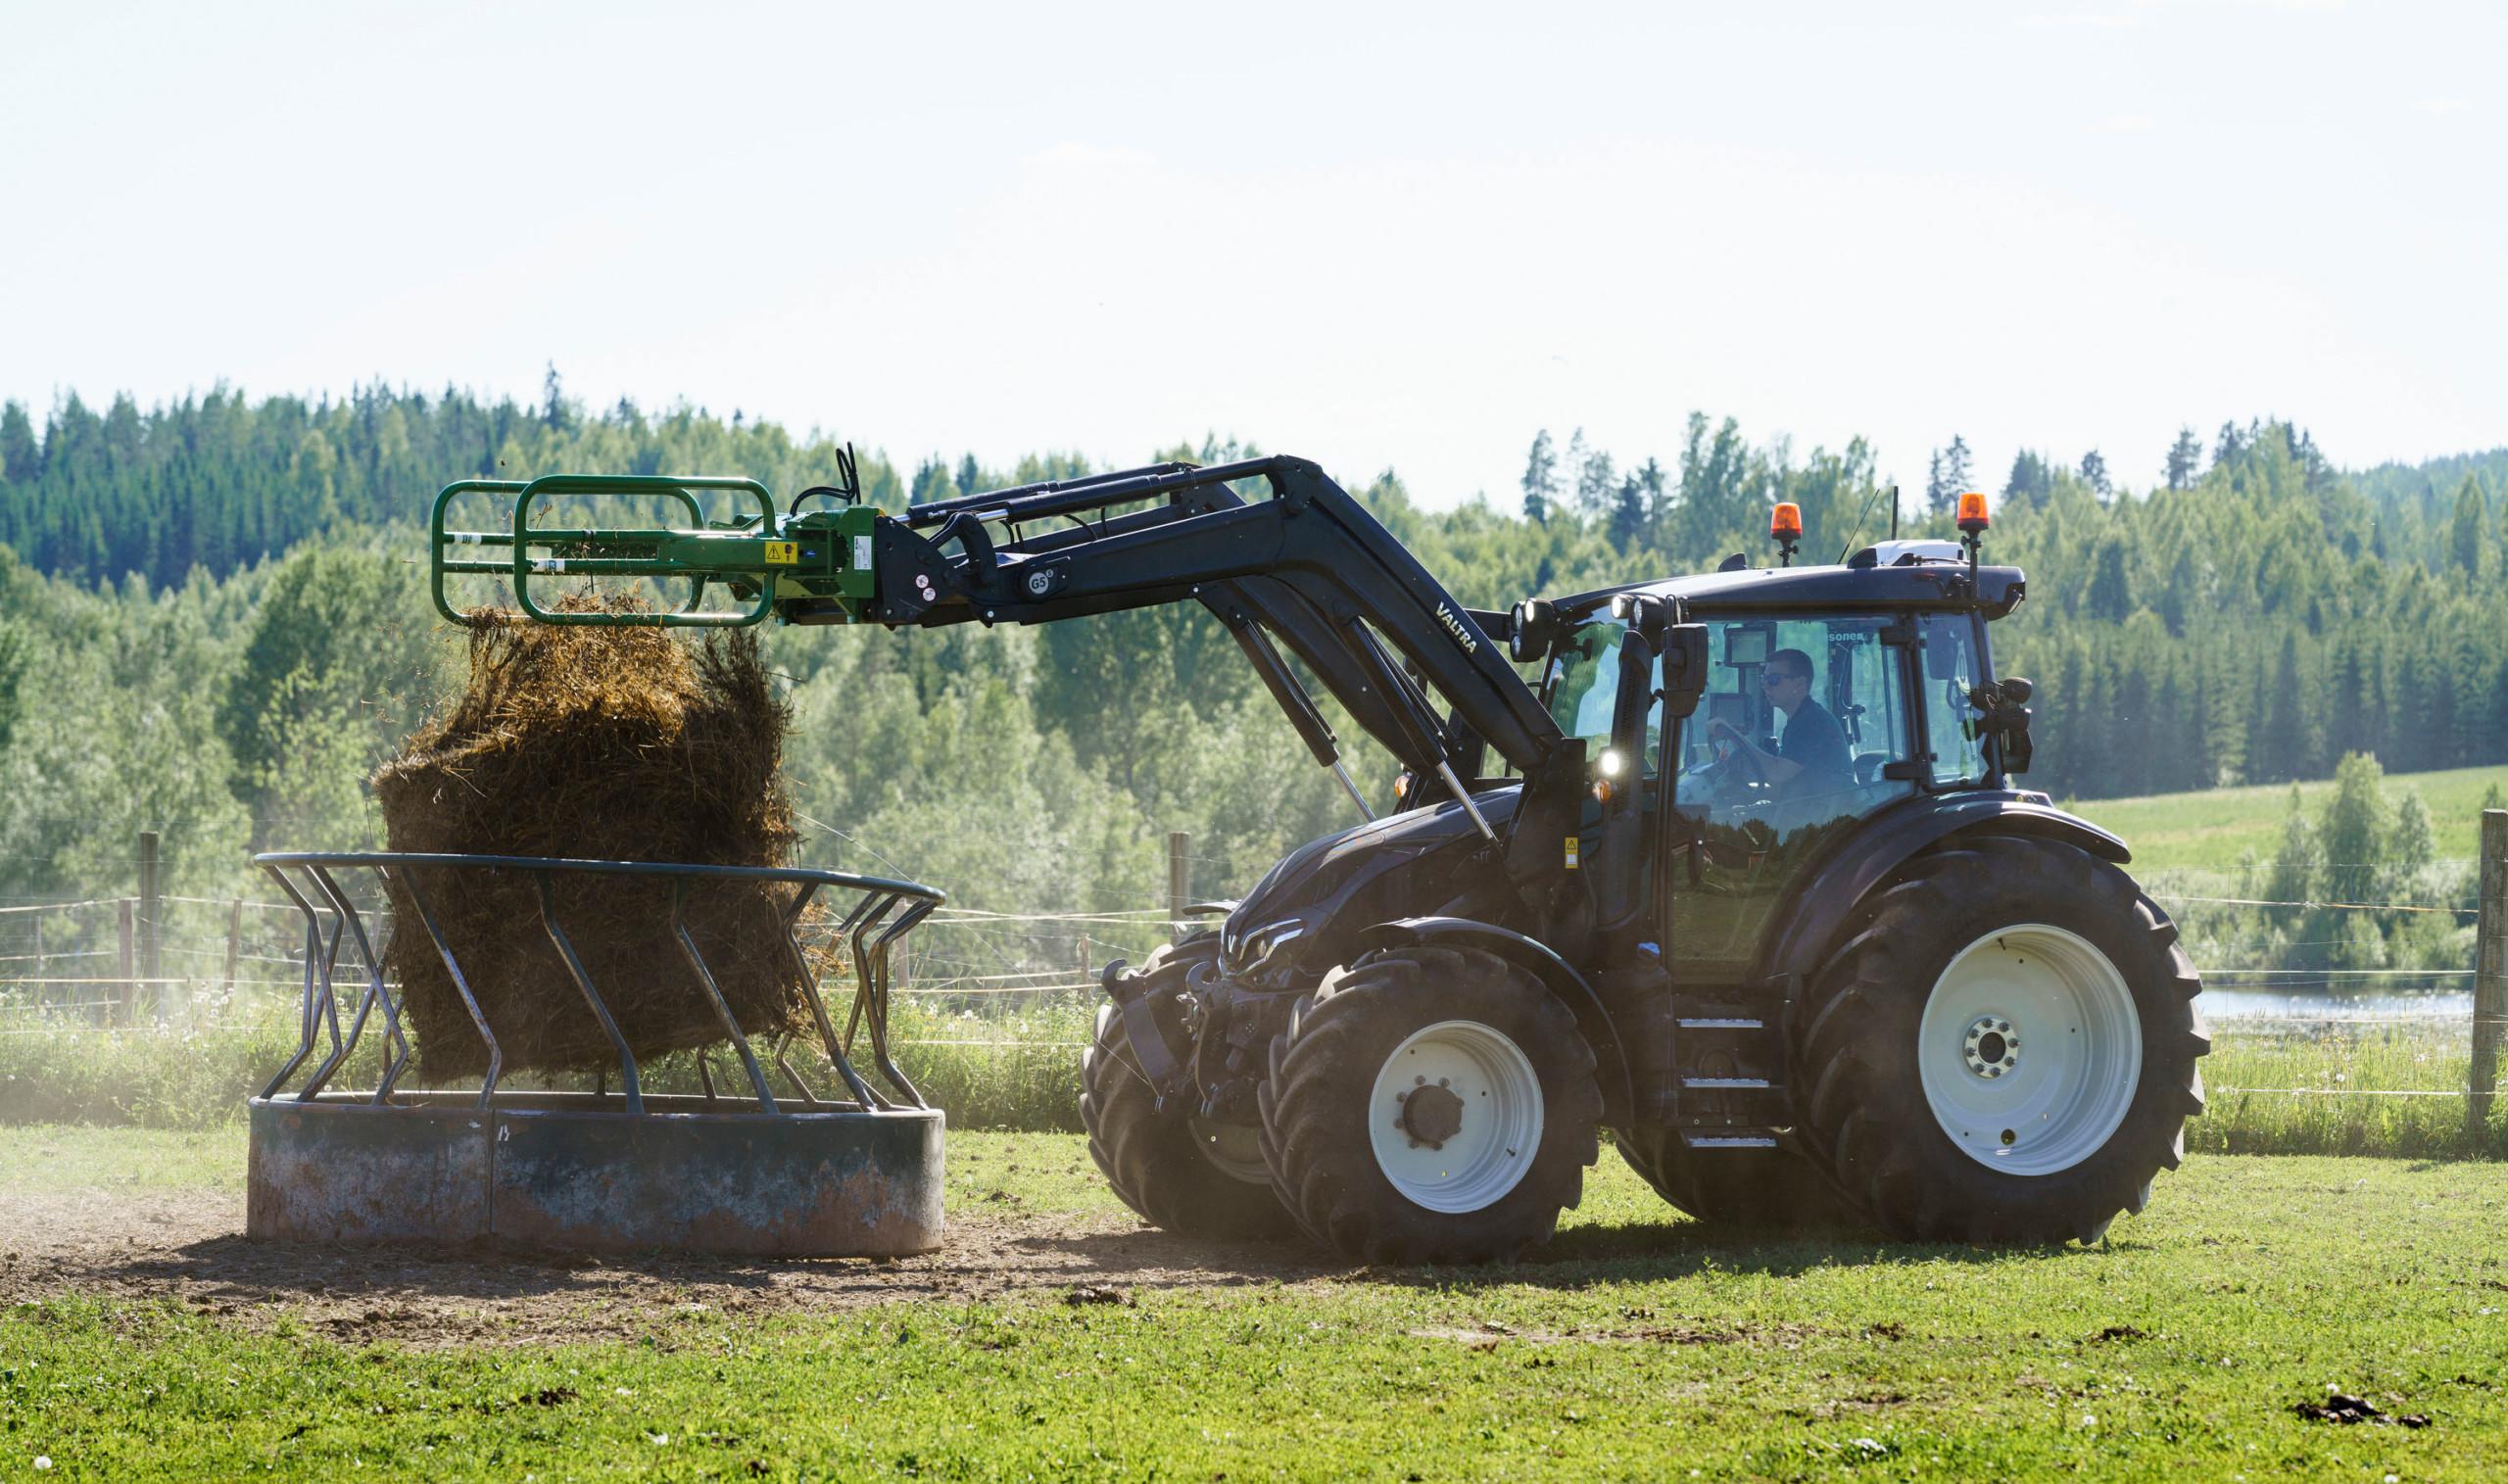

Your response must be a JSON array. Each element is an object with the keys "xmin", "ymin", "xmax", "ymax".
[{"xmin": 1961, "ymin": 1015, "xmax": 2021, "ymax": 1079}]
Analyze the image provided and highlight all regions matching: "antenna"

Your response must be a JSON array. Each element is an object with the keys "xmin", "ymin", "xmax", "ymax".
[{"xmin": 1835, "ymin": 483, "xmax": 1896, "ymax": 564}]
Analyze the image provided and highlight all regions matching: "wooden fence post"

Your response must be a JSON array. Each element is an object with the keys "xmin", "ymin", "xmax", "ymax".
[
  {"xmin": 2470, "ymin": 809, "xmax": 2508, "ymax": 1152},
  {"xmin": 222, "ymin": 898, "xmax": 244, "ymax": 994},
  {"xmin": 116, "ymin": 899, "xmax": 136, "ymax": 1027},
  {"xmin": 137, "ymin": 829, "xmax": 162, "ymax": 1021},
  {"xmin": 1168, "ymin": 831, "xmax": 1191, "ymax": 947}
]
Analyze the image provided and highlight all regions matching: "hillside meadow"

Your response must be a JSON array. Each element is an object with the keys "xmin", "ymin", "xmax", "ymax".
[{"xmin": 2072, "ymin": 761, "xmax": 2508, "ymax": 879}]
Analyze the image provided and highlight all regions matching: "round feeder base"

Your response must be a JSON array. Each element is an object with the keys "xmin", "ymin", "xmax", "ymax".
[{"xmin": 248, "ymin": 1092, "xmax": 944, "ymax": 1258}]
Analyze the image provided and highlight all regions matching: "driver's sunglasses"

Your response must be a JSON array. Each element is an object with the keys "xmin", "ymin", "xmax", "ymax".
[{"xmin": 1761, "ymin": 671, "xmax": 1805, "ymax": 688}]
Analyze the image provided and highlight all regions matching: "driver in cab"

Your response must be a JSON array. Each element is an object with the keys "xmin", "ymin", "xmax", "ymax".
[{"xmin": 1708, "ymin": 648, "xmax": 1852, "ymax": 798}]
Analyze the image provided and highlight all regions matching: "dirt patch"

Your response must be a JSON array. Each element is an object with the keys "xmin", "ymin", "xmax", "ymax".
[
  {"xmin": 2291, "ymin": 1392, "xmax": 2432, "ymax": 1427},
  {"xmin": 0, "ymin": 1185, "xmax": 1329, "ymax": 1348},
  {"xmin": 1409, "ymin": 1317, "xmax": 1812, "ymax": 1349}
]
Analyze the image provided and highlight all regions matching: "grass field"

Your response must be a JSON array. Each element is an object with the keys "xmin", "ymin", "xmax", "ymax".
[
  {"xmin": 6, "ymin": 1127, "xmax": 2508, "ymax": 1479},
  {"xmin": 2065, "ymin": 761, "xmax": 2508, "ymax": 877},
  {"xmin": 5, "ymin": 1007, "xmax": 2498, "ymax": 1158}
]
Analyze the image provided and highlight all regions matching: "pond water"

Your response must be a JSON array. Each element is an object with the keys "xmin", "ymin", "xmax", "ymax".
[{"xmin": 2197, "ymin": 983, "xmax": 2472, "ymax": 1021}]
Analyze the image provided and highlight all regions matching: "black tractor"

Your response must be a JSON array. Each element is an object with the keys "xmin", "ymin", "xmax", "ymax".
[{"xmin": 434, "ymin": 455, "xmax": 2208, "ymax": 1264}]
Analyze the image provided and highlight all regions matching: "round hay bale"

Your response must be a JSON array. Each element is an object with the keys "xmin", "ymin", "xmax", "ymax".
[{"xmin": 371, "ymin": 603, "xmax": 808, "ymax": 1079}]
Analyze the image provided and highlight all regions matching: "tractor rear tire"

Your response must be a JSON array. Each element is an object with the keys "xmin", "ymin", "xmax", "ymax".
[
  {"xmin": 1613, "ymin": 1125, "xmax": 1864, "ymax": 1230},
  {"xmin": 1794, "ymin": 834, "xmax": 2207, "ymax": 1245},
  {"xmin": 1258, "ymin": 944, "xmax": 1602, "ymax": 1265},
  {"xmin": 1080, "ymin": 937, "xmax": 1297, "ymax": 1240}
]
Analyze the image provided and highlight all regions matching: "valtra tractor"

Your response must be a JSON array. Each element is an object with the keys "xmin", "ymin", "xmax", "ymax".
[{"xmin": 431, "ymin": 455, "xmax": 2207, "ymax": 1264}]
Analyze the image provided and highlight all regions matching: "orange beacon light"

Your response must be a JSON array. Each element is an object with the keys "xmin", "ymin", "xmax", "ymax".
[
  {"xmin": 1770, "ymin": 502, "xmax": 1803, "ymax": 565},
  {"xmin": 1955, "ymin": 491, "xmax": 1990, "ymax": 534}
]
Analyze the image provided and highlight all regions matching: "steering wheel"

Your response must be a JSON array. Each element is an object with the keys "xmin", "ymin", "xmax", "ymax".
[{"xmin": 1688, "ymin": 737, "xmax": 1770, "ymax": 807}]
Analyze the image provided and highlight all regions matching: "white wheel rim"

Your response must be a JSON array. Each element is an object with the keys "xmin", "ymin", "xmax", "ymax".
[
  {"xmin": 1366, "ymin": 1020, "xmax": 1544, "ymax": 1213},
  {"xmin": 1917, "ymin": 924, "xmax": 2142, "ymax": 1176},
  {"xmin": 1188, "ymin": 1117, "xmax": 1272, "ymax": 1184}
]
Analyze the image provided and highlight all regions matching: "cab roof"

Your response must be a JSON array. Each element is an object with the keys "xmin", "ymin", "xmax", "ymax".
[{"xmin": 1559, "ymin": 540, "xmax": 2025, "ymax": 622}]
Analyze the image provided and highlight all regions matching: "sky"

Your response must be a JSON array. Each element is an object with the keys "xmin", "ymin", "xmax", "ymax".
[{"xmin": 2, "ymin": 0, "xmax": 2500, "ymax": 509}]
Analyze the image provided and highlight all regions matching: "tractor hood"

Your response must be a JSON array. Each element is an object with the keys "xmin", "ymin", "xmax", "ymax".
[{"xmin": 1220, "ymin": 786, "xmax": 1522, "ymax": 986}]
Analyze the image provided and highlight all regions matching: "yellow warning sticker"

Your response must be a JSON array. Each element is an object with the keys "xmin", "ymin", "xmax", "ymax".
[
  {"xmin": 762, "ymin": 541, "xmax": 799, "ymax": 566},
  {"xmin": 1564, "ymin": 837, "xmax": 1580, "ymax": 870}
]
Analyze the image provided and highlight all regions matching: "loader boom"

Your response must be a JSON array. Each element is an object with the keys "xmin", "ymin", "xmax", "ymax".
[{"xmin": 432, "ymin": 455, "xmax": 1590, "ymax": 902}]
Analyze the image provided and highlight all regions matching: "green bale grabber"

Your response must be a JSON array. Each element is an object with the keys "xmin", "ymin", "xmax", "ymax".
[{"xmin": 430, "ymin": 451, "xmax": 880, "ymax": 629}]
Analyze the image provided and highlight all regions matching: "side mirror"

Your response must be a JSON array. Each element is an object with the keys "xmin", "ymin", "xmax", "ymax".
[
  {"xmin": 1966, "ymin": 676, "xmax": 2035, "ymax": 776},
  {"xmin": 1658, "ymin": 623, "xmax": 1709, "ymax": 720},
  {"xmin": 1602, "ymin": 623, "xmax": 1657, "ymax": 781}
]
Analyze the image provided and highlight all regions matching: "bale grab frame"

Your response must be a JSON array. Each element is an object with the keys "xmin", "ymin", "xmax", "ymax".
[{"xmin": 253, "ymin": 850, "xmax": 943, "ymax": 1114}]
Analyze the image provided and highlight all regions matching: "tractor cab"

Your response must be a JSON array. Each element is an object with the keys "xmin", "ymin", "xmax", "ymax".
[{"xmin": 1537, "ymin": 549, "xmax": 2020, "ymax": 984}]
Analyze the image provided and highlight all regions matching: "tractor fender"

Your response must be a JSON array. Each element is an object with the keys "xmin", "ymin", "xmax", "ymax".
[
  {"xmin": 1355, "ymin": 917, "xmax": 1633, "ymax": 1128},
  {"xmin": 1758, "ymin": 795, "xmax": 2131, "ymax": 984}
]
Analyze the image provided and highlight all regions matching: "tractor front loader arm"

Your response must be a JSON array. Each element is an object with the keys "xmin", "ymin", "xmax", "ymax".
[{"xmin": 432, "ymin": 455, "xmax": 1583, "ymax": 904}]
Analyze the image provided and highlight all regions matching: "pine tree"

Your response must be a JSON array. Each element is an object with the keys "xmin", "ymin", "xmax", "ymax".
[
  {"xmin": 2079, "ymin": 449, "xmax": 2111, "ymax": 501},
  {"xmin": 0, "ymin": 402, "xmax": 37, "ymax": 483},
  {"xmin": 2002, "ymin": 450, "xmax": 2052, "ymax": 506},
  {"xmin": 1576, "ymin": 445, "xmax": 1616, "ymax": 519},
  {"xmin": 1519, "ymin": 430, "xmax": 1558, "ymax": 524},
  {"xmin": 1609, "ymin": 473, "xmax": 1647, "ymax": 551},
  {"xmin": 1926, "ymin": 436, "xmax": 1972, "ymax": 514},
  {"xmin": 956, "ymin": 454, "xmax": 984, "ymax": 499},
  {"xmin": 2087, "ymin": 538, "xmax": 2132, "ymax": 622},
  {"xmin": 910, "ymin": 456, "xmax": 956, "ymax": 505},
  {"xmin": 2449, "ymin": 472, "xmax": 2485, "ymax": 579},
  {"xmin": 2164, "ymin": 427, "xmax": 2201, "ymax": 491},
  {"xmin": 541, "ymin": 362, "xmax": 572, "ymax": 432},
  {"xmin": 2212, "ymin": 419, "xmax": 2247, "ymax": 471},
  {"xmin": 1635, "ymin": 456, "xmax": 1669, "ymax": 539}
]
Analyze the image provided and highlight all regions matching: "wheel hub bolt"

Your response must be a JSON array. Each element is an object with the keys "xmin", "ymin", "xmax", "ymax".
[
  {"xmin": 1962, "ymin": 1017, "xmax": 2021, "ymax": 1079},
  {"xmin": 1399, "ymin": 1081, "xmax": 1466, "ymax": 1147}
]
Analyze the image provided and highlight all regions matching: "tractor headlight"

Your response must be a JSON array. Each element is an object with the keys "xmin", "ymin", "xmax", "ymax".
[
  {"xmin": 1243, "ymin": 919, "xmax": 1306, "ymax": 974},
  {"xmin": 1598, "ymin": 748, "xmax": 1627, "ymax": 779}
]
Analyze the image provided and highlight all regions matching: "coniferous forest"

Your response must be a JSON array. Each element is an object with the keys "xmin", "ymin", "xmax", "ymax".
[{"xmin": 1, "ymin": 378, "xmax": 2503, "ymax": 920}]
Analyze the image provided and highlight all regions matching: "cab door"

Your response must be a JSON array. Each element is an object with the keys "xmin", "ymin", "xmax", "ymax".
[{"xmin": 1661, "ymin": 614, "xmax": 1918, "ymax": 981}]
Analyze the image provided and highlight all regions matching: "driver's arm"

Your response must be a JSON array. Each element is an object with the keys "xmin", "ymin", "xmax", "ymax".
[
  {"xmin": 1711, "ymin": 719, "xmax": 1806, "ymax": 784},
  {"xmin": 1752, "ymin": 747, "xmax": 1805, "ymax": 785}
]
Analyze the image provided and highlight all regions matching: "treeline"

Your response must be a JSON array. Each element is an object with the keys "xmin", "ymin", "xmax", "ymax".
[{"xmin": 1, "ymin": 384, "xmax": 2505, "ymax": 922}]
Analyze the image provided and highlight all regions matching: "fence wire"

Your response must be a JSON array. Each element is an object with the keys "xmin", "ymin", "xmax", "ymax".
[{"xmin": 1, "ymin": 869, "xmax": 2500, "ymax": 1114}]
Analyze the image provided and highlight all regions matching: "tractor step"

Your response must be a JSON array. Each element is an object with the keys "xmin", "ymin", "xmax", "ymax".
[
  {"xmin": 1623, "ymin": 991, "xmax": 1794, "ymax": 1126},
  {"xmin": 1679, "ymin": 1128, "xmax": 1782, "ymax": 1151}
]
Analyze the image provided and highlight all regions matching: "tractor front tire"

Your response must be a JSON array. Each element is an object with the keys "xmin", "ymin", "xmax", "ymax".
[
  {"xmin": 1795, "ymin": 834, "xmax": 2207, "ymax": 1245},
  {"xmin": 1080, "ymin": 937, "xmax": 1297, "ymax": 1240},
  {"xmin": 1258, "ymin": 945, "xmax": 1602, "ymax": 1265}
]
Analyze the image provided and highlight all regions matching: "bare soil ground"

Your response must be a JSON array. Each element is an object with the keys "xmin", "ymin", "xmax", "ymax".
[{"xmin": 0, "ymin": 1183, "xmax": 1333, "ymax": 1349}]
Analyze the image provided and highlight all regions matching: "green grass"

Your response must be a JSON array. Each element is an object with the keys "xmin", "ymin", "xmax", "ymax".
[
  {"xmin": 2200, "ymin": 1020, "xmax": 2497, "ymax": 1159},
  {"xmin": 2067, "ymin": 761, "xmax": 2508, "ymax": 877},
  {"xmin": 9, "ymin": 1003, "xmax": 2498, "ymax": 1161},
  {"xmin": 0, "ymin": 998, "xmax": 1094, "ymax": 1134},
  {"xmin": 8, "ymin": 1128, "xmax": 2508, "ymax": 1478}
]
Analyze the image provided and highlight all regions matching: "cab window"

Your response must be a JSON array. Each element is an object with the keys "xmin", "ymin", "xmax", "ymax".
[
  {"xmin": 1919, "ymin": 615, "xmax": 1991, "ymax": 787},
  {"xmin": 1668, "ymin": 615, "xmax": 1917, "ymax": 975},
  {"xmin": 1544, "ymin": 622, "xmax": 1667, "ymax": 771}
]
